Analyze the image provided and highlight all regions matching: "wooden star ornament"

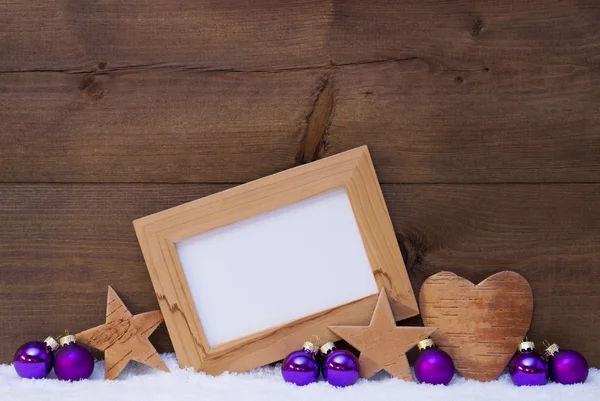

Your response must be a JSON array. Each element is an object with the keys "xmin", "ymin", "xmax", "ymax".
[
  {"xmin": 329, "ymin": 289, "xmax": 436, "ymax": 381},
  {"xmin": 76, "ymin": 286, "xmax": 169, "ymax": 380}
]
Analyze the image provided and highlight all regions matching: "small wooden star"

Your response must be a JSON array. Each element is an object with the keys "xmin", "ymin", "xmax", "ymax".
[
  {"xmin": 76, "ymin": 286, "xmax": 169, "ymax": 380},
  {"xmin": 329, "ymin": 289, "xmax": 436, "ymax": 381}
]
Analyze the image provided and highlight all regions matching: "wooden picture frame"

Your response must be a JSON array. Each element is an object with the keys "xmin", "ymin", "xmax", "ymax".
[{"xmin": 133, "ymin": 146, "xmax": 417, "ymax": 374}]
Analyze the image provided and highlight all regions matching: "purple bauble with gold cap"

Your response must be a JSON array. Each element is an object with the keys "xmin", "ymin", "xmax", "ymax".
[
  {"xmin": 13, "ymin": 337, "xmax": 59, "ymax": 379},
  {"xmin": 545, "ymin": 343, "xmax": 588, "ymax": 384},
  {"xmin": 320, "ymin": 342, "xmax": 360, "ymax": 387},
  {"xmin": 54, "ymin": 335, "xmax": 94, "ymax": 381},
  {"xmin": 509, "ymin": 340, "xmax": 548, "ymax": 386},
  {"xmin": 281, "ymin": 342, "xmax": 320, "ymax": 386},
  {"xmin": 414, "ymin": 338, "xmax": 455, "ymax": 385}
]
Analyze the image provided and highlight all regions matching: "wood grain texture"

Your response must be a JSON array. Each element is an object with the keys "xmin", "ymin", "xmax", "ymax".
[
  {"xmin": 325, "ymin": 60, "xmax": 600, "ymax": 183},
  {"xmin": 0, "ymin": 70, "xmax": 328, "ymax": 183},
  {"xmin": 0, "ymin": 184, "xmax": 598, "ymax": 365},
  {"xmin": 330, "ymin": 290, "xmax": 436, "ymax": 381},
  {"xmin": 134, "ymin": 147, "xmax": 417, "ymax": 374},
  {"xmin": 2, "ymin": 0, "xmax": 598, "ymax": 71},
  {"xmin": 419, "ymin": 271, "xmax": 533, "ymax": 381},
  {"xmin": 1, "ymin": 60, "xmax": 598, "ymax": 183},
  {"xmin": 0, "ymin": 0, "xmax": 330, "ymax": 72},
  {"xmin": 329, "ymin": 0, "xmax": 600, "ymax": 67},
  {"xmin": 1, "ymin": 1, "xmax": 599, "ymax": 184},
  {"xmin": 76, "ymin": 286, "xmax": 168, "ymax": 380}
]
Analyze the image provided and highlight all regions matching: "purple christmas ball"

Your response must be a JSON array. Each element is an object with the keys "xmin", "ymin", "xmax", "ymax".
[
  {"xmin": 547, "ymin": 348, "xmax": 588, "ymax": 385},
  {"xmin": 414, "ymin": 347, "xmax": 454, "ymax": 385},
  {"xmin": 281, "ymin": 346, "xmax": 319, "ymax": 386},
  {"xmin": 322, "ymin": 349, "xmax": 360, "ymax": 387},
  {"xmin": 54, "ymin": 339, "xmax": 94, "ymax": 381},
  {"xmin": 509, "ymin": 348, "xmax": 548, "ymax": 386},
  {"xmin": 13, "ymin": 341, "xmax": 54, "ymax": 379}
]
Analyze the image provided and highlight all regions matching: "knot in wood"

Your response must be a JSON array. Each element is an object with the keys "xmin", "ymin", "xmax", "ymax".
[{"xmin": 91, "ymin": 319, "xmax": 133, "ymax": 348}]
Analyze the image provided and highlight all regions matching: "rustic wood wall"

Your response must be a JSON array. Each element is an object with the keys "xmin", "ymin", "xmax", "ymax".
[{"xmin": 1, "ymin": 0, "xmax": 599, "ymax": 366}]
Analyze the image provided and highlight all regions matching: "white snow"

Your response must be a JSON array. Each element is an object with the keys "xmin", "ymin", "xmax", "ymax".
[{"xmin": 0, "ymin": 353, "xmax": 598, "ymax": 401}]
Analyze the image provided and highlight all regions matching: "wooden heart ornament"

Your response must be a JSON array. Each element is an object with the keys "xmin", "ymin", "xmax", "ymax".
[{"xmin": 419, "ymin": 271, "xmax": 533, "ymax": 381}]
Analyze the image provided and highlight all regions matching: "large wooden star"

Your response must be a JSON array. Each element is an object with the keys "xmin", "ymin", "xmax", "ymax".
[
  {"xmin": 76, "ymin": 286, "xmax": 169, "ymax": 380},
  {"xmin": 329, "ymin": 289, "xmax": 436, "ymax": 381}
]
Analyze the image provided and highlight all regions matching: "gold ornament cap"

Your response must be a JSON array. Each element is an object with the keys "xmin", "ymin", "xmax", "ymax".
[
  {"xmin": 545, "ymin": 343, "xmax": 560, "ymax": 357},
  {"xmin": 418, "ymin": 338, "xmax": 436, "ymax": 351},
  {"xmin": 518, "ymin": 340, "xmax": 536, "ymax": 352},
  {"xmin": 59, "ymin": 335, "xmax": 76, "ymax": 346},
  {"xmin": 44, "ymin": 336, "xmax": 60, "ymax": 351},
  {"xmin": 302, "ymin": 341, "xmax": 319, "ymax": 354},
  {"xmin": 320, "ymin": 342, "xmax": 336, "ymax": 355}
]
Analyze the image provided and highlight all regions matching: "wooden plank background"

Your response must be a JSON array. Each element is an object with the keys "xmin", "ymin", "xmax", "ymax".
[{"xmin": 1, "ymin": 0, "xmax": 599, "ymax": 366}]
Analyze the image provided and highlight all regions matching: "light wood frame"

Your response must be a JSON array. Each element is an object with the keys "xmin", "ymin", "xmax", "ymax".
[{"xmin": 133, "ymin": 146, "xmax": 418, "ymax": 374}]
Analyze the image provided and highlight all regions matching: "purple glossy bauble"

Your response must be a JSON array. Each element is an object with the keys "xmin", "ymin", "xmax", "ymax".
[
  {"xmin": 322, "ymin": 350, "xmax": 360, "ymax": 387},
  {"xmin": 548, "ymin": 349, "xmax": 589, "ymax": 384},
  {"xmin": 281, "ymin": 349, "xmax": 319, "ymax": 386},
  {"xmin": 13, "ymin": 341, "xmax": 54, "ymax": 379},
  {"xmin": 414, "ymin": 347, "xmax": 455, "ymax": 385},
  {"xmin": 509, "ymin": 351, "xmax": 548, "ymax": 386},
  {"xmin": 54, "ymin": 343, "xmax": 94, "ymax": 381}
]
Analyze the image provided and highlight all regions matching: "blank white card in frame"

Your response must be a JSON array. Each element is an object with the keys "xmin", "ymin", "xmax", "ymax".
[{"xmin": 175, "ymin": 187, "xmax": 379, "ymax": 347}]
